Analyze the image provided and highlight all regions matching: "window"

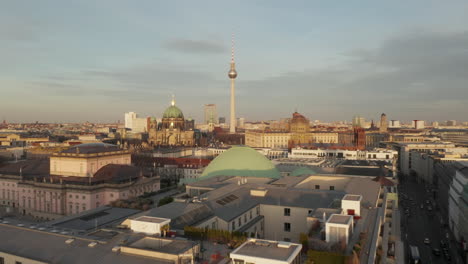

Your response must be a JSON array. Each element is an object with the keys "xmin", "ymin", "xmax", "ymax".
[
  {"xmin": 284, "ymin": 208, "xmax": 291, "ymax": 216},
  {"xmin": 308, "ymin": 210, "xmax": 313, "ymax": 215},
  {"xmin": 256, "ymin": 206, "xmax": 260, "ymax": 215},
  {"xmin": 244, "ymin": 214, "xmax": 247, "ymax": 222},
  {"xmin": 329, "ymin": 186, "xmax": 335, "ymax": 191},
  {"xmin": 315, "ymin": 185, "xmax": 320, "ymax": 190},
  {"xmin": 212, "ymin": 222, "xmax": 216, "ymax": 229},
  {"xmin": 232, "ymin": 221, "xmax": 235, "ymax": 230},
  {"xmin": 238, "ymin": 218, "xmax": 242, "ymax": 226},
  {"xmin": 249, "ymin": 210, "xmax": 252, "ymax": 219},
  {"xmin": 15, "ymin": 261, "xmax": 22, "ymax": 264},
  {"xmin": 0, "ymin": 257, "xmax": 4, "ymax": 264},
  {"xmin": 110, "ymin": 193, "xmax": 114, "ymax": 198},
  {"xmin": 82, "ymin": 196, "xmax": 85, "ymax": 200},
  {"xmin": 284, "ymin": 222, "xmax": 291, "ymax": 232}
]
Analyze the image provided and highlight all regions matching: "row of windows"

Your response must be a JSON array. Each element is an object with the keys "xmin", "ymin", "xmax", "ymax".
[
  {"xmin": 0, "ymin": 257, "xmax": 22, "ymax": 264},
  {"xmin": 231, "ymin": 206, "xmax": 260, "ymax": 230}
]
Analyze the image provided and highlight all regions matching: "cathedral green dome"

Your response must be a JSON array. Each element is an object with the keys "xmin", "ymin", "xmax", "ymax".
[
  {"xmin": 291, "ymin": 167, "xmax": 317, "ymax": 177},
  {"xmin": 199, "ymin": 146, "xmax": 281, "ymax": 180},
  {"xmin": 163, "ymin": 105, "xmax": 184, "ymax": 119}
]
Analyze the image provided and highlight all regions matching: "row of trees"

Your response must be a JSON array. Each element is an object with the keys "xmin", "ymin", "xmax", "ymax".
[
  {"xmin": 184, "ymin": 226, "xmax": 248, "ymax": 248},
  {"xmin": 109, "ymin": 196, "xmax": 153, "ymax": 211}
]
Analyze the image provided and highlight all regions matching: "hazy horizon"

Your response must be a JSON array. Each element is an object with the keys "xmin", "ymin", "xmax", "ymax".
[{"xmin": 2, "ymin": 1, "xmax": 468, "ymax": 123}]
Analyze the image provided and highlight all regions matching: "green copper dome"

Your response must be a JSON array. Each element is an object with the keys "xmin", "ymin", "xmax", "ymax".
[
  {"xmin": 291, "ymin": 167, "xmax": 317, "ymax": 177},
  {"xmin": 163, "ymin": 105, "xmax": 184, "ymax": 119},
  {"xmin": 199, "ymin": 146, "xmax": 281, "ymax": 180}
]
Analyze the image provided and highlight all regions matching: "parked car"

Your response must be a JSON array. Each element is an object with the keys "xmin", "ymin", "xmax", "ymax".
[
  {"xmin": 424, "ymin": 238, "xmax": 430, "ymax": 245},
  {"xmin": 432, "ymin": 248, "xmax": 441, "ymax": 256}
]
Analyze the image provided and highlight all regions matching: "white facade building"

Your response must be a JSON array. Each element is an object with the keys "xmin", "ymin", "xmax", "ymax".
[
  {"xmin": 325, "ymin": 214, "xmax": 354, "ymax": 246},
  {"xmin": 448, "ymin": 163, "xmax": 468, "ymax": 242},
  {"xmin": 130, "ymin": 216, "xmax": 171, "ymax": 236},
  {"xmin": 412, "ymin": 120, "xmax": 425, "ymax": 129},
  {"xmin": 341, "ymin": 194, "xmax": 362, "ymax": 216},
  {"xmin": 124, "ymin": 112, "xmax": 137, "ymax": 129},
  {"xmin": 230, "ymin": 239, "xmax": 302, "ymax": 264},
  {"xmin": 124, "ymin": 112, "xmax": 148, "ymax": 133}
]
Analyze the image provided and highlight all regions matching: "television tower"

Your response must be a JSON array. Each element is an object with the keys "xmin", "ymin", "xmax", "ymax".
[{"xmin": 228, "ymin": 34, "xmax": 238, "ymax": 133}]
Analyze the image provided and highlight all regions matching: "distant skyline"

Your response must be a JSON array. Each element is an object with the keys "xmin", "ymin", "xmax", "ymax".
[{"xmin": 1, "ymin": 1, "xmax": 468, "ymax": 123}]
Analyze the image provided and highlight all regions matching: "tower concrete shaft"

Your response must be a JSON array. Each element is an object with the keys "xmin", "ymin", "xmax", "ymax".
[
  {"xmin": 230, "ymin": 76, "xmax": 236, "ymax": 133},
  {"xmin": 228, "ymin": 35, "xmax": 237, "ymax": 134}
]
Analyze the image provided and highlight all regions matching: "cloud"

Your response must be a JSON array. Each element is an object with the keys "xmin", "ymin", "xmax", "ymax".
[
  {"xmin": 162, "ymin": 38, "xmax": 227, "ymax": 54},
  {"xmin": 234, "ymin": 30, "xmax": 468, "ymax": 121}
]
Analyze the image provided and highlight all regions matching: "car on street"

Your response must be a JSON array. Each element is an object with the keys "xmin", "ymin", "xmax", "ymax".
[
  {"xmin": 432, "ymin": 248, "xmax": 441, "ymax": 256},
  {"xmin": 420, "ymin": 204, "xmax": 424, "ymax": 209},
  {"xmin": 440, "ymin": 240, "xmax": 447, "ymax": 248},
  {"xmin": 424, "ymin": 238, "xmax": 430, "ymax": 245},
  {"xmin": 427, "ymin": 206, "xmax": 432, "ymax": 211}
]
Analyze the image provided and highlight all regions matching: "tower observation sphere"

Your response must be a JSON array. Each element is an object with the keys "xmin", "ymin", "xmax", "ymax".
[{"xmin": 228, "ymin": 67, "xmax": 237, "ymax": 79}]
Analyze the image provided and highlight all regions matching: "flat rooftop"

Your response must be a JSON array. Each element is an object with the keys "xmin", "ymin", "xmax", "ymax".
[
  {"xmin": 0, "ymin": 224, "xmax": 172, "ymax": 264},
  {"xmin": 134, "ymin": 216, "xmax": 169, "ymax": 224},
  {"xmin": 343, "ymin": 194, "xmax": 362, "ymax": 201},
  {"xmin": 328, "ymin": 214, "xmax": 352, "ymax": 225},
  {"xmin": 231, "ymin": 239, "xmax": 301, "ymax": 261},
  {"xmin": 126, "ymin": 237, "xmax": 197, "ymax": 255}
]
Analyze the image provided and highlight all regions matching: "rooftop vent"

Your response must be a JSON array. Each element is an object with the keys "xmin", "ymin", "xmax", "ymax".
[
  {"xmin": 65, "ymin": 238, "xmax": 75, "ymax": 244},
  {"xmin": 88, "ymin": 242, "xmax": 98, "ymax": 248},
  {"xmin": 250, "ymin": 189, "xmax": 268, "ymax": 197},
  {"xmin": 277, "ymin": 242, "xmax": 291, "ymax": 248}
]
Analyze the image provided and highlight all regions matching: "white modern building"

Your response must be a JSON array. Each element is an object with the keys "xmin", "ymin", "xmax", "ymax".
[
  {"xmin": 448, "ymin": 162, "xmax": 468, "ymax": 242},
  {"xmin": 124, "ymin": 112, "xmax": 149, "ymax": 133},
  {"xmin": 412, "ymin": 120, "xmax": 425, "ymax": 129},
  {"xmin": 130, "ymin": 216, "xmax": 171, "ymax": 236},
  {"xmin": 325, "ymin": 214, "xmax": 354, "ymax": 246},
  {"xmin": 230, "ymin": 239, "xmax": 302, "ymax": 264}
]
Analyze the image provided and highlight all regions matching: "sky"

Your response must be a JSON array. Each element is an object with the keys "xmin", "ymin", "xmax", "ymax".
[{"xmin": 1, "ymin": 1, "xmax": 468, "ymax": 123}]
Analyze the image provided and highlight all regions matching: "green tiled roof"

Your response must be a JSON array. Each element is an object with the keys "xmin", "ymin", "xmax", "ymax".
[
  {"xmin": 163, "ymin": 105, "xmax": 184, "ymax": 119},
  {"xmin": 199, "ymin": 146, "xmax": 281, "ymax": 180},
  {"xmin": 291, "ymin": 167, "xmax": 317, "ymax": 177}
]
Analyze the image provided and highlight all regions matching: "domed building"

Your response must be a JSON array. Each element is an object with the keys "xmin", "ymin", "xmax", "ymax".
[
  {"xmin": 149, "ymin": 97, "xmax": 194, "ymax": 146},
  {"xmin": 290, "ymin": 167, "xmax": 317, "ymax": 177},
  {"xmin": 289, "ymin": 111, "xmax": 312, "ymax": 147},
  {"xmin": 199, "ymin": 146, "xmax": 281, "ymax": 180}
]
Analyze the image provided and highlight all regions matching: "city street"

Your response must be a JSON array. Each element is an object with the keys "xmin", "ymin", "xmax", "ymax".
[{"xmin": 400, "ymin": 177, "xmax": 463, "ymax": 264}]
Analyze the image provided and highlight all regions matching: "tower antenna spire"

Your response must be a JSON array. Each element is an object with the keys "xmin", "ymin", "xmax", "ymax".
[
  {"xmin": 231, "ymin": 33, "xmax": 235, "ymax": 63},
  {"xmin": 171, "ymin": 94, "xmax": 175, "ymax": 106}
]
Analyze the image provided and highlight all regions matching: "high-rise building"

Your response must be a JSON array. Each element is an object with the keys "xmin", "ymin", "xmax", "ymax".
[
  {"xmin": 219, "ymin": 117, "xmax": 226, "ymax": 124},
  {"xmin": 352, "ymin": 115, "xmax": 365, "ymax": 128},
  {"xmin": 204, "ymin": 104, "xmax": 218, "ymax": 125},
  {"xmin": 124, "ymin": 112, "xmax": 149, "ymax": 133},
  {"xmin": 389, "ymin": 120, "xmax": 401, "ymax": 128},
  {"xmin": 413, "ymin": 120, "xmax": 425, "ymax": 129},
  {"xmin": 237, "ymin": 117, "xmax": 245, "ymax": 128},
  {"xmin": 447, "ymin": 120, "xmax": 457, "ymax": 126},
  {"xmin": 379, "ymin": 113, "xmax": 388, "ymax": 133},
  {"xmin": 432, "ymin": 121, "xmax": 439, "ymax": 128},
  {"xmin": 124, "ymin": 112, "xmax": 137, "ymax": 129},
  {"xmin": 228, "ymin": 35, "xmax": 238, "ymax": 133}
]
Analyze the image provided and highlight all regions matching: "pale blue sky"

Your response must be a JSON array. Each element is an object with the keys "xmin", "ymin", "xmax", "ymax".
[{"xmin": 1, "ymin": 1, "xmax": 468, "ymax": 123}]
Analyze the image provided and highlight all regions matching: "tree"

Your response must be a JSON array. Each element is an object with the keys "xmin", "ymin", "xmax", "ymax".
[
  {"xmin": 300, "ymin": 233, "xmax": 309, "ymax": 252},
  {"xmin": 158, "ymin": 196, "xmax": 174, "ymax": 207}
]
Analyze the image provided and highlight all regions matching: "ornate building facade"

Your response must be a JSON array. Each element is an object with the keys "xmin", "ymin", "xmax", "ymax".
[
  {"xmin": 149, "ymin": 98, "xmax": 194, "ymax": 146},
  {"xmin": 289, "ymin": 112, "xmax": 313, "ymax": 146}
]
